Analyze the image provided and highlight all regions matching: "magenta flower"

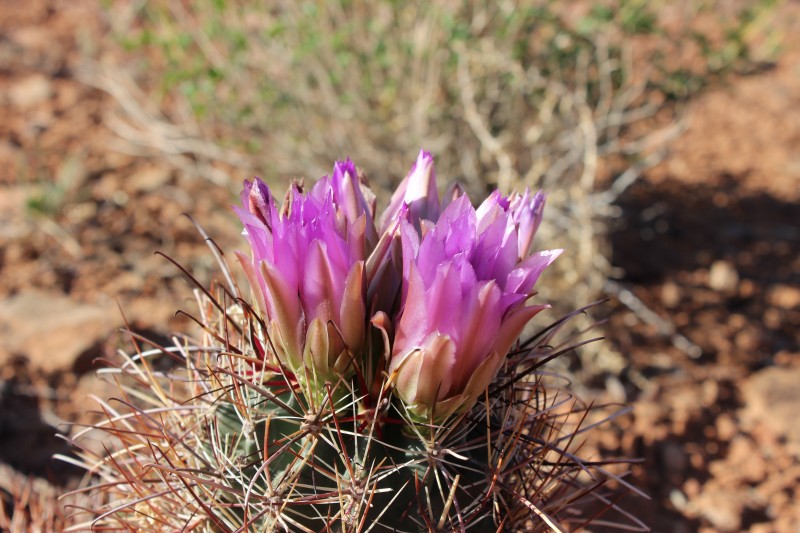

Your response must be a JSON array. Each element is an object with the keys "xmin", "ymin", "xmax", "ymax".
[
  {"xmin": 234, "ymin": 160, "xmax": 370, "ymax": 381},
  {"xmin": 379, "ymin": 150, "xmax": 439, "ymax": 234},
  {"xmin": 234, "ymin": 151, "xmax": 558, "ymax": 418},
  {"xmin": 508, "ymin": 188, "xmax": 546, "ymax": 259},
  {"xmin": 388, "ymin": 186, "xmax": 560, "ymax": 420}
]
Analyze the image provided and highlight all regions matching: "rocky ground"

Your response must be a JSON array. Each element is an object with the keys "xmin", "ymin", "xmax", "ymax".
[{"xmin": 1, "ymin": 1, "xmax": 798, "ymax": 531}]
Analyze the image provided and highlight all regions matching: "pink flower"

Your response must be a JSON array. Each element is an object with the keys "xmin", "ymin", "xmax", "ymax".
[
  {"xmin": 379, "ymin": 150, "xmax": 439, "ymax": 234},
  {"xmin": 233, "ymin": 151, "xmax": 558, "ymax": 418},
  {"xmin": 388, "ymin": 178, "xmax": 559, "ymax": 421},
  {"xmin": 234, "ymin": 160, "xmax": 370, "ymax": 382}
]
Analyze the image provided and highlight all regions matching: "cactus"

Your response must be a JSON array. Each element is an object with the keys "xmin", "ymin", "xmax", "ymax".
[{"xmin": 61, "ymin": 152, "xmax": 644, "ymax": 532}]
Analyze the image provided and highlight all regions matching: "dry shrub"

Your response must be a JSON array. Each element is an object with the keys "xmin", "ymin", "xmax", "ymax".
[{"xmin": 87, "ymin": 1, "xmax": 777, "ymax": 330}]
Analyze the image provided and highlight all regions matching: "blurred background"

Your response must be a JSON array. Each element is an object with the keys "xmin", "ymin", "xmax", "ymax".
[{"xmin": 0, "ymin": 0, "xmax": 797, "ymax": 531}]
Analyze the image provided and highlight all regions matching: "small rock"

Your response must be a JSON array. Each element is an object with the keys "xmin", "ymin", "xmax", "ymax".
[
  {"xmin": 128, "ymin": 166, "xmax": 173, "ymax": 192},
  {"xmin": 727, "ymin": 436, "xmax": 766, "ymax": 483},
  {"xmin": 708, "ymin": 260, "xmax": 739, "ymax": 292},
  {"xmin": 661, "ymin": 280, "xmax": 681, "ymax": 307},
  {"xmin": 740, "ymin": 366, "xmax": 800, "ymax": 458},
  {"xmin": 0, "ymin": 186, "xmax": 35, "ymax": 239},
  {"xmin": 604, "ymin": 375, "xmax": 627, "ymax": 403},
  {"xmin": 8, "ymin": 74, "xmax": 53, "ymax": 109},
  {"xmin": 766, "ymin": 283, "xmax": 800, "ymax": 310},
  {"xmin": 691, "ymin": 487, "xmax": 742, "ymax": 532},
  {"xmin": 54, "ymin": 81, "xmax": 80, "ymax": 109},
  {"xmin": 729, "ymin": 314, "xmax": 746, "ymax": 329},
  {"xmin": 0, "ymin": 291, "xmax": 116, "ymax": 373},
  {"xmin": 10, "ymin": 26, "xmax": 51, "ymax": 51},
  {"xmin": 683, "ymin": 477, "xmax": 701, "ymax": 498},
  {"xmin": 774, "ymin": 350, "xmax": 796, "ymax": 366},
  {"xmin": 715, "ymin": 413, "xmax": 737, "ymax": 441},
  {"xmin": 734, "ymin": 328, "xmax": 760, "ymax": 352},
  {"xmin": 701, "ymin": 379, "xmax": 719, "ymax": 407},
  {"xmin": 669, "ymin": 488, "xmax": 688, "ymax": 512},
  {"xmin": 738, "ymin": 278, "xmax": 755, "ymax": 298}
]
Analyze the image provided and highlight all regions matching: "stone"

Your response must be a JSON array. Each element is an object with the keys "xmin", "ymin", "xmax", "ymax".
[
  {"xmin": 707, "ymin": 260, "xmax": 739, "ymax": 292},
  {"xmin": 690, "ymin": 486, "xmax": 742, "ymax": 532},
  {"xmin": 0, "ymin": 186, "xmax": 35, "ymax": 240},
  {"xmin": 727, "ymin": 436, "xmax": 767, "ymax": 483},
  {"xmin": 766, "ymin": 283, "xmax": 800, "ymax": 310},
  {"xmin": 740, "ymin": 366, "xmax": 800, "ymax": 459},
  {"xmin": 8, "ymin": 74, "xmax": 52, "ymax": 109},
  {"xmin": 715, "ymin": 413, "xmax": 737, "ymax": 441},
  {"xmin": 128, "ymin": 166, "xmax": 173, "ymax": 192},
  {"xmin": 0, "ymin": 291, "xmax": 117, "ymax": 373},
  {"xmin": 661, "ymin": 280, "xmax": 682, "ymax": 307}
]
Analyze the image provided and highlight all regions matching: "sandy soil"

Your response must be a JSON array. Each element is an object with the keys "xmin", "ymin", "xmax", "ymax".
[{"xmin": 1, "ymin": 1, "xmax": 798, "ymax": 531}]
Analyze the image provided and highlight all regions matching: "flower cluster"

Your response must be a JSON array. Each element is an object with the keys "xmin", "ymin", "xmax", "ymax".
[
  {"xmin": 236, "ymin": 150, "xmax": 560, "ymax": 420},
  {"xmin": 234, "ymin": 160, "xmax": 371, "ymax": 384}
]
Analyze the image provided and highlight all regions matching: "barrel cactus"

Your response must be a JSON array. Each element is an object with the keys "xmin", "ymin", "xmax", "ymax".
[{"xmin": 63, "ymin": 151, "xmax": 642, "ymax": 532}]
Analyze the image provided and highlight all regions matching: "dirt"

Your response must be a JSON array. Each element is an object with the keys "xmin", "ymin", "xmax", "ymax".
[{"xmin": 1, "ymin": 1, "xmax": 798, "ymax": 531}]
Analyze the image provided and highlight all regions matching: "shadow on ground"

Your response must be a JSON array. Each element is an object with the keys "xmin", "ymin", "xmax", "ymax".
[{"xmin": 601, "ymin": 176, "xmax": 799, "ymax": 531}]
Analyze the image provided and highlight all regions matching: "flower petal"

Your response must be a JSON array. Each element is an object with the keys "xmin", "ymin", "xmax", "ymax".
[
  {"xmin": 511, "ymin": 190, "xmax": 546, "ymax": 259},
  {"xmin": 492, "ymin": 304, "xmax": 549, "ymax": 359},
  {"xmin": 339, "ymin": 261, "xmax": 366, "ymax": 352},
  {"xmin": 259, "ymin": 260, "xmax": 303, "ymax": 367},
  {"xmin": 332, "ymin": 159, "xmax": 378, "ymax": 247},
  {"xmin": 414, "ymin": 333, "xmax": 456, "ymax": 406},
  {"xmin": 505, "ymin": 249, "xmax": 563, "ymax": 295},
  {"xmin": 379, "ymin": 150, "xmax": 439, "ymax": 232},
  {"xmin": 232, "ymin": 250, "xmax": 264, "ymax": 315},
  {"xmin": 394, "ymin": 258, "xmax": 429, "ymax": 351},
  {"xmin": 452, "ymin": 281, "xmax": 502, "ymax": 392},
  {"xmin": 303, "ymin": 240, "xmax": 345, "ymax": 326},
  {"xmin": 425, "ymin": 262, "xmax": 461, "ymax": 339},
  {"xmin": 459, "ymin": 350, "xmax": 502, "ymax": 407},
  {"xmin": 303, "ymin": 317, "xmax": 330, "ymax": 381}
]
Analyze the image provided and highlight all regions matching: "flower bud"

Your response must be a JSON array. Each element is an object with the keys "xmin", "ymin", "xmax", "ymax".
[
  {"xmin": 388, "ymin": 168, "xmax": 560, "ymax": 421},
  {"xmin": 379, "ymin": 150, "xmax": 439, "ymax": 233},
  {"xmin": 234, "ymin": 168, "xmax": 370, "ymax": 383}
]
